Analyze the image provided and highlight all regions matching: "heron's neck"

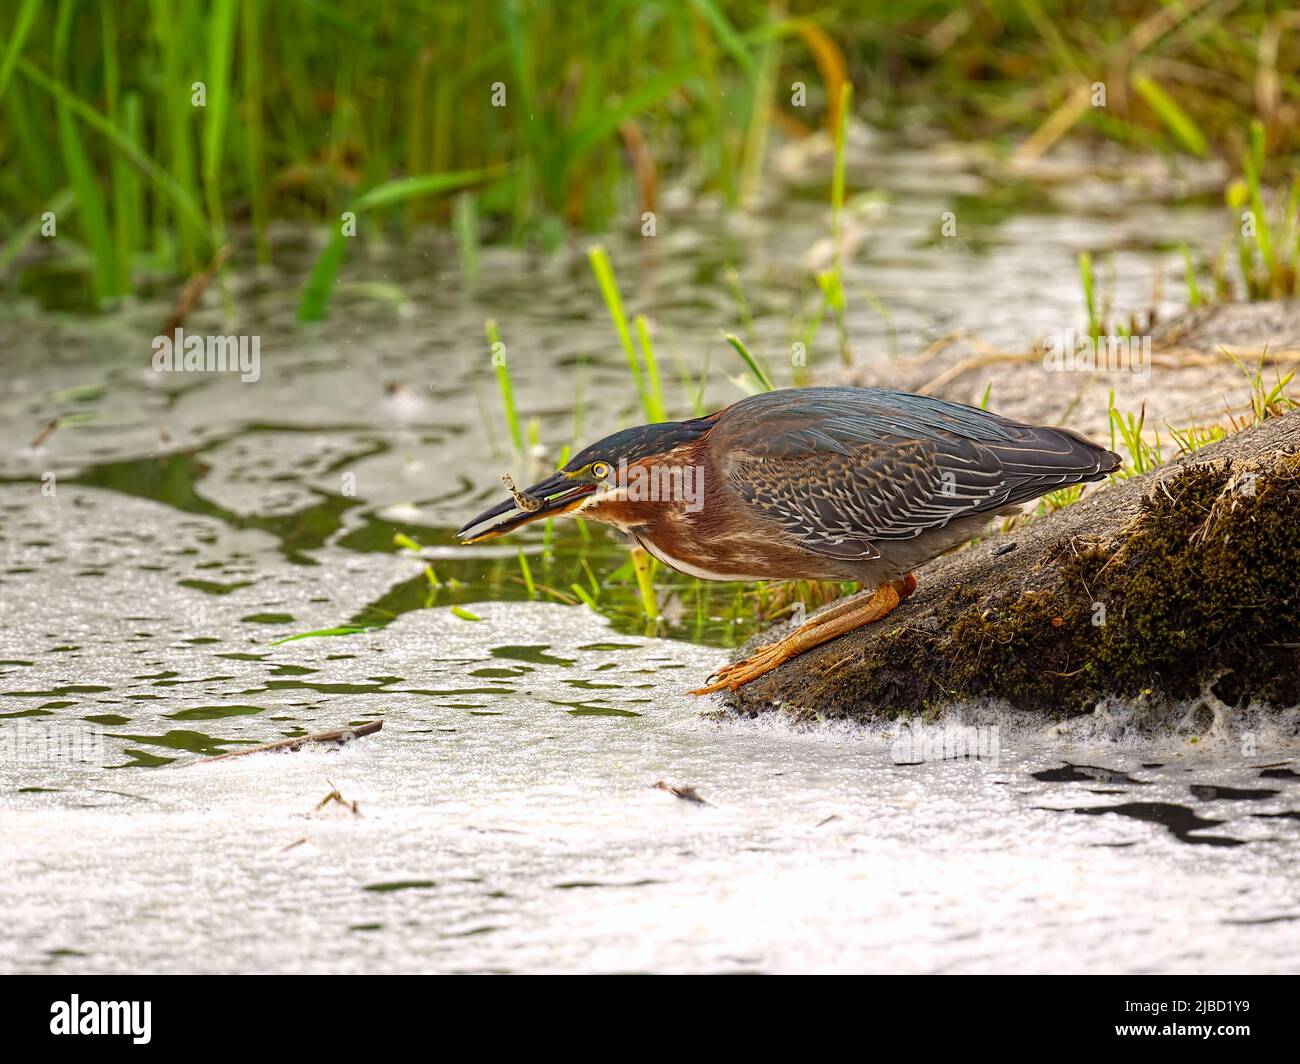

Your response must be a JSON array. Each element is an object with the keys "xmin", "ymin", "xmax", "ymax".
[{"xmin": 576, "ymin": 444, "xmax": 710, "ymax": 532}]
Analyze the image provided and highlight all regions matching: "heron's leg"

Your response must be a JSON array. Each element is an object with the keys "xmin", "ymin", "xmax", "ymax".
[{"xmin": 690, "ymin": 574, "xmax": 917, "ymax": 696}]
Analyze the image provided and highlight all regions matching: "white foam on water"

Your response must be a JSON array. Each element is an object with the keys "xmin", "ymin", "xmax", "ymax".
[{"xmin": 3, "ymin": 583, "xmax": 1298, "ymax": 973}]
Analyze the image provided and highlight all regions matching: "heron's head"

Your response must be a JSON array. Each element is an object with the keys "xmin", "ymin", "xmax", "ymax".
[{"xmin": 455, "ymin": 417, "xmax": 714, "ymax": 543}]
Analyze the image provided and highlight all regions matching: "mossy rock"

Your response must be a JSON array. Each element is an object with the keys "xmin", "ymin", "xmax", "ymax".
[{"xmin": 724, "ymin": 409, "xmax": 1300, "ymax": 723}]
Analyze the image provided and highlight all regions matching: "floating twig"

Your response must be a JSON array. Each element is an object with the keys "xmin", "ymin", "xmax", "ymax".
[
  {"xmin": 652, "ymin": 780, "xmax": 710, "ymax": 806},
  {"xmin": 30, "ymin": 417, "xmax": 59, "ymax": 448},
  {"xmin": 192, "ymin": 720, "xmax": 382, "ymax": 765},
  {"xmin": 157, "ymin": 242, "xmax": 232, "ymax": 343},
  {"xmin": 315, "ymin": 780, "xmax": 361, "ymax": 816}
]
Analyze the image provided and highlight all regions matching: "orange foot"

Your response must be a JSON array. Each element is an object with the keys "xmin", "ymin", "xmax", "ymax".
[{"xmin": 690, "ymin": 574, "xmax": 917, "ymax": 696}]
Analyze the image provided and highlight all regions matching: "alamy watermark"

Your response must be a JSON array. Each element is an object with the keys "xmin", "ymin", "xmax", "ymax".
[
  {"xmin": 598, "ymin": 458, "xmax": 705, "ymax": 513},
  {"xmin": 1042, "ymin": 330, "xmax": 1151, "ymax": 383},
  {"xmin": 151, "ymin": 327, "xmax": 261, "ymax": 382},
  {"xmin": 890, "ymin": 716, "xmax": 1000, "ymax": 768},
  {"xmin": 50, "ymin": 996, "xmax": 151, "ymax": 1044},
  {"xmin": 0, "ymin": 722, "xmax": 105, "ymax": 764}
]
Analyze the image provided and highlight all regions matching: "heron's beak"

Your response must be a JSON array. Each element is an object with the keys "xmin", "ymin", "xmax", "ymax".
[{"xmin": 455, "ymin": 470, "xmax": 597, "ymax": 543}]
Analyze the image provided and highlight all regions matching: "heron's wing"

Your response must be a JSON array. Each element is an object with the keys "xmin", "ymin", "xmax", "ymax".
[{"xmin": 709, "ymin": 387, "xmax": 1117, "ymax": 560}]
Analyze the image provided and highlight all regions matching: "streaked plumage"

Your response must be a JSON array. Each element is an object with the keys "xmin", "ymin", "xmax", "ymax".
[
  {"xmin": 702, "ymin": 387, "xmax": 1116, "ymax": 580},
  {"xmin": 456, "ymin": 385, "xmax": 1120, "ymax": 692}
]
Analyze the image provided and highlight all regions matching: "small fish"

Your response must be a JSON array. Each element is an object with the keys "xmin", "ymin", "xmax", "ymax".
[{"xmin": 501, "ymin": 472, "xmax": 544, "ymax": 513}]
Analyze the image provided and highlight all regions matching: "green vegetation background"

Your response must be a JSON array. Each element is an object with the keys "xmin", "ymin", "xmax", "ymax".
[{"xmin": 2, "ymin": 0, "xmax": 1297, "ymax": 311}]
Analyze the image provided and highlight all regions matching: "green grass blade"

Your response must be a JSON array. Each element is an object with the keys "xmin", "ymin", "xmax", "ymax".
[
  {"xmin": 724, "ymin": 332, "xmax": 775, "ymax": 391},
  {"xmin": 269, "ymin": 625, "xmax": 375, "ymax": 645},
  {"xmin": 1132, "ymin": 72, "xmax": 1207, "ymax": 158},
  {"xmin": 588, "ymin": 244, "xmax": 652, "ymax": 418},
  {"xmin": 297, "ymin": 167, "xmax": 505, "ymax": 321},
  {"xmin": 453, "ymin": 192, "xmax": 479, "ymax": 283},
  {"xmin": 831, "ymin": 82, "xmax": 851, "ymax": 244},
  {"xmin": 203, "ymin": 0, "xmax": 238, "ymax": 239},
  {"xmin": 633, "ymin": 315, "xmax": 667, "ymax": 423},
  {"xmin": 565, "ymin": 62, "xmax": 700, "ymax": 174},
  {"xmin": 687, "ymin": 0, "xmax": 756, "ymax": 79},
  {"xmin": 739, "ymin": 31, "xmax": 780, "ymax": 206},
  {"xmin": 18, "ymin": 57, "xmax": 212, "ymax": 248},
  {"xmin": 1180, "ymin": 245, "xmax": 1202, "ymax": 307},
  {"xmin": 0, "ymin": 0, "xmax": 40, "ymax": 104},
  {"xmin": 486, "ymin": 318, "xmax": 523, "ymax": 455},
  {"xmin": 54, "ymin": 0, "xmax": 115, "ymax": 303},
  {"xmin": 1078, "ymin": 251, "xmax": 1099, "ymax": 343},
  {"xmin": 631, "ymin": 548, "xmax": 659, "ymax": 622},
  {"xmin": 570, "ymin": 584, "xmax": 598, "ymax": 610},
  {"xmin": 296, "ymin": 229, "xmax": 350, "ymax": 323},
  {"xmin": 353, "ymin": 168, "xmax": 507, "ymax": 212},
  {"xmin": 1243, "ymin": 119, "xmax": 1275, "ymax": 279},
  {"xmin": 517, "ymin": 551, "xmax": 536, "ymax": 598},
  {"xmin": 0, "ymin": 188, "xmax": 74, "ymax": 275},
  {"xmin": 241, "ymin": 0, "xmax": 270, "ymax": 263}
]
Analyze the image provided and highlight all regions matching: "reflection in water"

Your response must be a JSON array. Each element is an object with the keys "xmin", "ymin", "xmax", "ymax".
[
  {"xmin": 1055, "ymin": 801, "xmax": 1244, "ymax": 848},
  {"xmin": 1190, "ymin": 784, "xmax": 1281, "ymax": 802},
  {"xmin": 1032, "ymin": 763, "xmax": 1150, "ymax": 786}
]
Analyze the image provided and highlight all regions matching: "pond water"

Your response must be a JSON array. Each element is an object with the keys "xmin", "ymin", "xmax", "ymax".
[{"xmin": 1, "ymin": 132, "xmax": 1297, "ymax": 973}]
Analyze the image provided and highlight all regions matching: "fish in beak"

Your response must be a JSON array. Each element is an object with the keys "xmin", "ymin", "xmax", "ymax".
[{"xmin": 455, "ymin": 470, "xmax": 599, "ymax": 543}]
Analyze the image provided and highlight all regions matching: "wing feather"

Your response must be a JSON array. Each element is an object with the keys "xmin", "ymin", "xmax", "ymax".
[{"xmin": 710, "ymin": 387, "xmax": 1118, "ymax": 560}]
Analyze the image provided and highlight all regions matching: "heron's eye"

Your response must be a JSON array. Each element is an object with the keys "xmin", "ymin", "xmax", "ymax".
[{"xmin": 591, "ymin": 461, "xmax": 611, "ymax": 480}]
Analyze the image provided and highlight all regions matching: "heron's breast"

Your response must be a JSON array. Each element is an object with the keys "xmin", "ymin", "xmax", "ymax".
[{"xmin": 635, "ymin": 507, "xmax": 852, "ymax": 583}]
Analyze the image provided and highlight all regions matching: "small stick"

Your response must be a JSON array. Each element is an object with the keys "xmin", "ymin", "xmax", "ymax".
[
  {"xmin": 30, "ymin": 417, "xmax": 60, "ymax": 448},
  {"xmin": 157, "ymin": 242, "xmax": 232, "ymax": 343},
  {"xmin": 315, "ymin": 780, "xmax": 361, "ymax": 816},
  {"xmin": 652, "ymin": 780, "xmax": 710, "ymax": 806},
  {"xmin": 192, "ymin": 720, "xmax": 382, "ymax": 765}
]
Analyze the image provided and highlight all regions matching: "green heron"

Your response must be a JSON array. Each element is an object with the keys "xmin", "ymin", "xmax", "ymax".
[{"xmin": 456, "ymin": 386, "xmax": 1119, "ymax": 694}]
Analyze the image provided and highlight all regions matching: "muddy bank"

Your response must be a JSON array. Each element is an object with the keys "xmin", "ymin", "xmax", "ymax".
[{"xmin": 723, "ymin": 407, "xmax": 1300, "ymax": 723}]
